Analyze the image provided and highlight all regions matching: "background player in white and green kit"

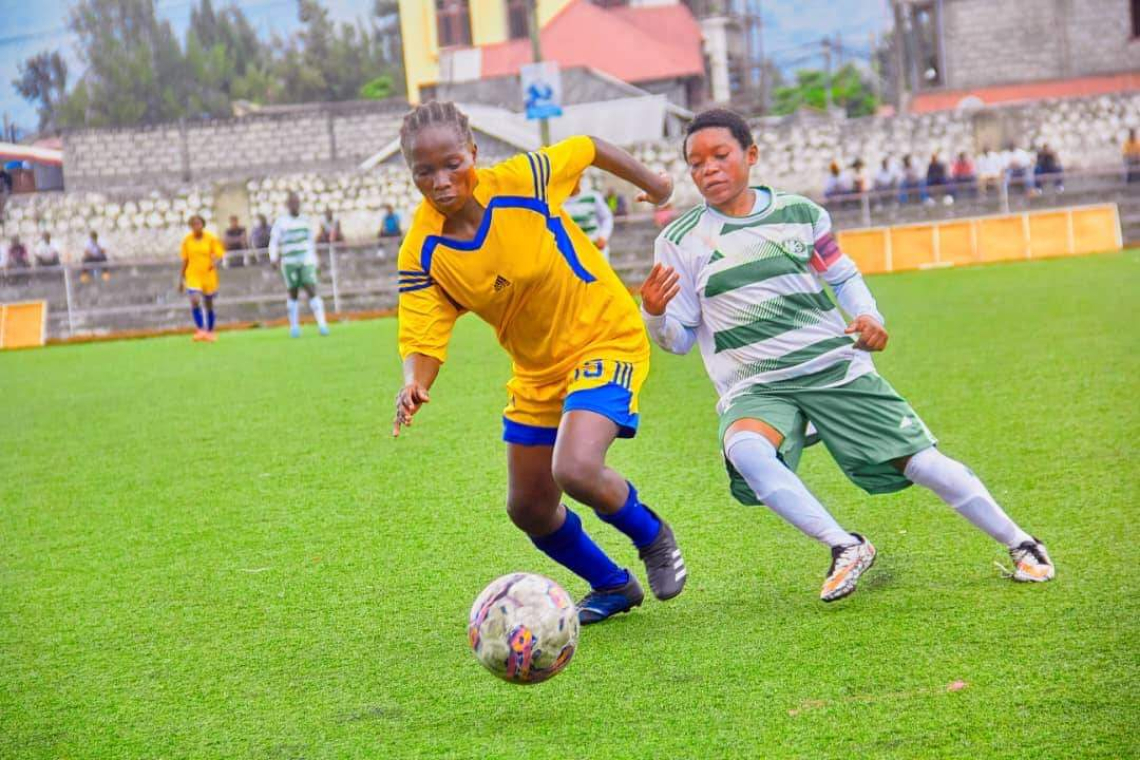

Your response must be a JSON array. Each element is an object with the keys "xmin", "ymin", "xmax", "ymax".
[
  {"xmin": 564, "ymin": 177, "xmax": 614, "ymax": 262},
  {"xmin": 641, "ymin": 109, "xmax": 1055, "ymax": 602},
  {"xmin": 269, "ymin": 192, "xmax": 330, "ymax": 337}
]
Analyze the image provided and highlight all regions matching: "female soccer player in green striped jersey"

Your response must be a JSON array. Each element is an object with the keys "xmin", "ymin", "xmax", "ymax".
[{"xmin": 641, "ymin": 109, "xmax": 1054, "ymax": 602}]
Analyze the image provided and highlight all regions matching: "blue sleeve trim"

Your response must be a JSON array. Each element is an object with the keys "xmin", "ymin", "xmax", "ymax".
[
  {"xmin": 502, "ymin": 417, "xmax": 559, "ymax": 446},
  {"xmin": 399, "ymin": 281, "xmax": 435, "ymax": 294}
]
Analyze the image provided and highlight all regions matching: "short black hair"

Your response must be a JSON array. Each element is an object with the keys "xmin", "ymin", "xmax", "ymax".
[
  {"xmin": 400, "ymin": 101, "xmax": 474, "ymax": 165},
  {"xmin": 683, "ymin": 108, "xmax": 755, "ymax": 160}
]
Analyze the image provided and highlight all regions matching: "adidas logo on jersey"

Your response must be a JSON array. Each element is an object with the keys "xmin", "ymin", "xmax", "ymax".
[{"xmin": 493, "ymin": 275, "xmax": 512, "ymax": 292}]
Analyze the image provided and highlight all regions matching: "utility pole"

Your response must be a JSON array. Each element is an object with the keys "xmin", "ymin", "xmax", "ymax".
[
  {"xmin": 892, "ymin": 0, "xmax": 909, "ymax": 114},
  {"xmin": 527, "ymin": 0, "xmax": 551, "ymax": 146},
  {"xmin": 822, "ymin": 36, "xmax": 833, "ymax": 112}
]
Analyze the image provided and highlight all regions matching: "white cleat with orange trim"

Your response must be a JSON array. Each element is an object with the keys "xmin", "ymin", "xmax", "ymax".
[
  {"xmin": 821, "ymin": 534, "xmax": 876, "ymax": 603},
  {"xmin": 1008, "ymin": 538, "xmax": 1055, "ymax": 582}
]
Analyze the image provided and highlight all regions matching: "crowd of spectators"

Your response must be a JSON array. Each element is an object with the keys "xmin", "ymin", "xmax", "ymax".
[{"xmin": 825, "ymin": 144, "xmax": 1068, "ymax": 206}]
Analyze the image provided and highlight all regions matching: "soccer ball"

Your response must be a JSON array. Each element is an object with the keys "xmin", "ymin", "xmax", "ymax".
[{"xmin": 467, "ymin": 573, "xmax": 579, "ymax": 684}]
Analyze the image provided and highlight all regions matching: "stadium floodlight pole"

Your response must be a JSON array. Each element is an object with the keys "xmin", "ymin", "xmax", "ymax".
[
  {"xmin": 527, "ymin": 0, "xmax": 552, "ymax": 147},
  {"xmin": 822, "ymin": 36, "xmax": 833, "ymax": 112}
]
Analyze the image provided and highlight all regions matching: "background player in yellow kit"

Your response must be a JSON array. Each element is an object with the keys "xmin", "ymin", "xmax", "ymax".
[
  {"xmin": 393, "ymin": 101, "xmax": 688, "ymax": 624},
  {"xmin": 179, "ymin": 214, "xmax": 225, "ymax": 342}
]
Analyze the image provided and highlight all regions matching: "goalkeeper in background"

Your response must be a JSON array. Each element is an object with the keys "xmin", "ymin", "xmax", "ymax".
[{"xmin": 269, "ymin": 192, "xmax": 330, "ymax": 337}]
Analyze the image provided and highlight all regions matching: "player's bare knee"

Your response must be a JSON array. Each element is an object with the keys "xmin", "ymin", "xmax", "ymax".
[{"xmin": 550, "ymin": 455, "xmax": 601, "ymax": 503}]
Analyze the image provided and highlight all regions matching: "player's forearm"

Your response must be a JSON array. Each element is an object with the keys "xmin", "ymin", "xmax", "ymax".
[
  {"xmin": 403, "ymin": 353, "xmax": 442, "ymax": 389},
  {"xmin": 642, "ymin": 310, "xmax": 698, "ymax": 355},
  {"xmin": 822, "ymin": 256, "xmax": 884, "ymax": 324},
  {"xmin": 590, "ymin": 137, "xmax": 670, "ymax": 202}
]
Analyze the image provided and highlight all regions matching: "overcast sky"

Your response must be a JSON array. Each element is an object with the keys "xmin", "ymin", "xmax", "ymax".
[{"xmin": 0, "ymin": 0, "xmax": 891, "ymax": 134}]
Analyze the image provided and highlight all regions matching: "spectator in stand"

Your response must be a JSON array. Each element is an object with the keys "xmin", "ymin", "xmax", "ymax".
[
  {"xmin": 1003, "ymin": 142, "xmax": 1034, "ymax": 195},
  {"xmin": 34, "ymin": 232, "xmax": 61, "ymax": 267},
  {"xmin": 872, "ymin": 158, "xmax": 897, "ymax": 195},
  {"xmin": 1034, "ymin": 144, "xmax": 1063, "ymax": 193},
  {"xmin": 317, "ymin": 208, "xmax": 344, "ymax": 245},
  {"xmin": 376, "ymin": 204, "xmax": 402, "ymax": 261},
  {"xmin": 1124, "ymin": 128, "xmax": 1140, "ymax": 183},
  {"xmin": 251, "ymin": 214, "xmax": 272, "ymax": 250},
  {"xmin": 850, "ymin": 159, "xmax": 868, "ymax": 195},
  {"xmin": 7, "ymin": 235, "xmax": 29, "ymax": 268},
  {"xmin": 823, "ymin": 161, "xmax": 852, "ymax": 199},
  {"xmin": 898, "ymin": 154, "xmax": 927, "ymax": 204},
  {"xmin": 222, "ymin": 214, "xmax": 249, "ymax": 267},
  {"xmin": 380, "ymin": 204, "xmax": 402, "ymax": 238},
  {"xmin": 976, "ymin": 146, "xmax": 1002, "ymax": 197},
  {"xmin": 925, "ymin": 152, "xmax": 949, "ymax": 202},
  {"xmin": 223, "ymin": 215, "xmax": 249, "ymax": 251},
  {"xmin": 951, "ymin": 151, "xmax": 976, "ymax": 199},
  {"xmin": 82, "ymin": 231, "xmax": 109, "ymax": 282}
]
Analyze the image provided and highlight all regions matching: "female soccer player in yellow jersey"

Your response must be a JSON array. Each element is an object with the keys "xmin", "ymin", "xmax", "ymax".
[
  {"xmin": 393, "ymin": 101, "xmax": 688, "ymax": 624},
  {"xmin": 180, "ymin": 214, "xmax": 225, "ymax": 342}
]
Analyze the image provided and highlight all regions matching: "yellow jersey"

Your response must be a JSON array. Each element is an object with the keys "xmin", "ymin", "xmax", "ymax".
[
  {"xmin": 397, "ymin": 136, "xmax": 648, "ymax": 383},
  {"xmin": 181, "ymin": 231, "xmax": 224, "ymax": 280}
]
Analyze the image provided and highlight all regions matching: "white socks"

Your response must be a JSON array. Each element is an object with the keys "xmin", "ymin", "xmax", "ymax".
[
  {"xmin": 287, "ymin": 298, "xmax": 300, "ymax": 330},
  {"xmin": 904, "ymin": 446, "xmax": 1032, "ymax": 548},
  {"xmin": 725, "ymin": 431, "xmax": 859, "ymax": 548},
  {"xmin": 309, "ymin": 295, "xmax": 328, "ymax": 329}
]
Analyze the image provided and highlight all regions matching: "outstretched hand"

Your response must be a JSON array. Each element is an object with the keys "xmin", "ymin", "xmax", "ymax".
[
  {"xmin": 640, "ymin": 263, "xmax": 681, "ymax": 316},
  {"xmin": 845, "ymin": 315, "xmax": 889, "ymax": 352},
  {"xmin": 635, "ymin": 172, "xmax": 673, "ymax": 207},
  {"xmin": 392, "ymin": 383, "xmax": 430, "ymax": 437}
]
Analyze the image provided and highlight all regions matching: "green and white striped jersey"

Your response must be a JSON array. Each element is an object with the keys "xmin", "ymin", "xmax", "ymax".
[
  {"xmin": 563, "ymin": 189, "xmax": 614, "ymax": 260},
  {"xmin": 654, "ymin": 188, "xmax": 872, "ymax": 411},
  {"xmin": 269, "ymin": 214, "xmax": 317, "ymax": 267}
]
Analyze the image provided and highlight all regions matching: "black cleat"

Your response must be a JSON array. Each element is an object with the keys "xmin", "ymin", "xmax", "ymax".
[
  {"xmin": 638, "ymin": 509, "xmax": 687, "ymax": 601},
  {"xmin": 577, "ymin": 573, "xmax": 644, "ymax": 626}
]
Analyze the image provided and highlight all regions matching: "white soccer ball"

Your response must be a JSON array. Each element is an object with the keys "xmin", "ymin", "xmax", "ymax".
[{"xmin": 467, "ymin": 573, "xmax": 579, "ymax": 684}]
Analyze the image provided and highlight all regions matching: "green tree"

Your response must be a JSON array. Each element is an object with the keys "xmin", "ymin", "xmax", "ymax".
[
  {"xmin": 67, "ymin": 0, "xmax": 191, "ymax": 126},
  {"xmin": 13, "ymin": 52, "xmax": 69, "ymax": 132},
  {"xmin": 771, "ymin": 63, "xmax": 879, "ymax": 118}
]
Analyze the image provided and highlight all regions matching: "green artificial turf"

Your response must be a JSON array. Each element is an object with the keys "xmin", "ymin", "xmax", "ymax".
[{"xmin": 2, "ymin": 252, "xmax": 1137, "ymax": 759}]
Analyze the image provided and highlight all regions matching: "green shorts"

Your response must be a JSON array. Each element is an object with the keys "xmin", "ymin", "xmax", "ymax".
[
  {"xmin": 718, "ymin": 371, "xmax": 936, "ymax": 500},
  {"xmin": 282, "ymin": 262, "xmax": 318, "ymax": 290}
]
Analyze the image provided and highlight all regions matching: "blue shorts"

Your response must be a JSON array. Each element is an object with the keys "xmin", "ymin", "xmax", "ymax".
[{"xmin": 501, "ymin": 356, "xmax": 648, "ymax": 446}]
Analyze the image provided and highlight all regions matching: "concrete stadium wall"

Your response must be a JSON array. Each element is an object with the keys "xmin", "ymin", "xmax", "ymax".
[
  {"xmin": 940, "ymin": 0, "xmax": 1140, "ymax": 90},
  {"xmin": 62, "ymin": 100, "xmax": 408, "ymax": 191}
]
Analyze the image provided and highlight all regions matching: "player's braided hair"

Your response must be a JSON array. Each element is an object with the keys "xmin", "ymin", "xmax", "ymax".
[
  {"xmin": 399, "ymin": 101, "xmax": 474, "ymax": 164},
  {"xmin": 682, "ymin": 108, "xmax": 755, "ymax": 160}
]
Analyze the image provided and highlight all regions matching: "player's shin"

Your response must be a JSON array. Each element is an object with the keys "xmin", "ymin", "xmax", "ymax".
[
  {"xmin": 191, "ymin": 306, "xmax": 204, "ymax": 329},
  {"xmin": 309, "ymin": 295, "xmax": 328, "ymax": 329},
  {"xmin": 530, "ymin": 507, "xmax": 629, "ymax": 591},
  {"xmin": 286, "ymin": 298, "xmax": 300, "ymax": 330},
  {"xmin": 725, "ymin": 431, "xmax": 858, "ymax": 548},
  {"xmin": 903, "ymin": 447, "xmax": 1033, "ymax": 548}
]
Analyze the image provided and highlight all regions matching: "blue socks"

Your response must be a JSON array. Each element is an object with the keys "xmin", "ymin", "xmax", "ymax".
[
  {"xmin": 191, "ymin": 306, "xmax": 204, "ymax": 329},
  {"xmin": 207, "ymin": 309, "xmax": 215, "ymax": 331},
  {"xmin": 596, "ymin": 482, "xmax": 661, "ymax": 549},
  {"xmin": 531, "ymin": 508, "xmax": 628, "ymax": 591}
]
